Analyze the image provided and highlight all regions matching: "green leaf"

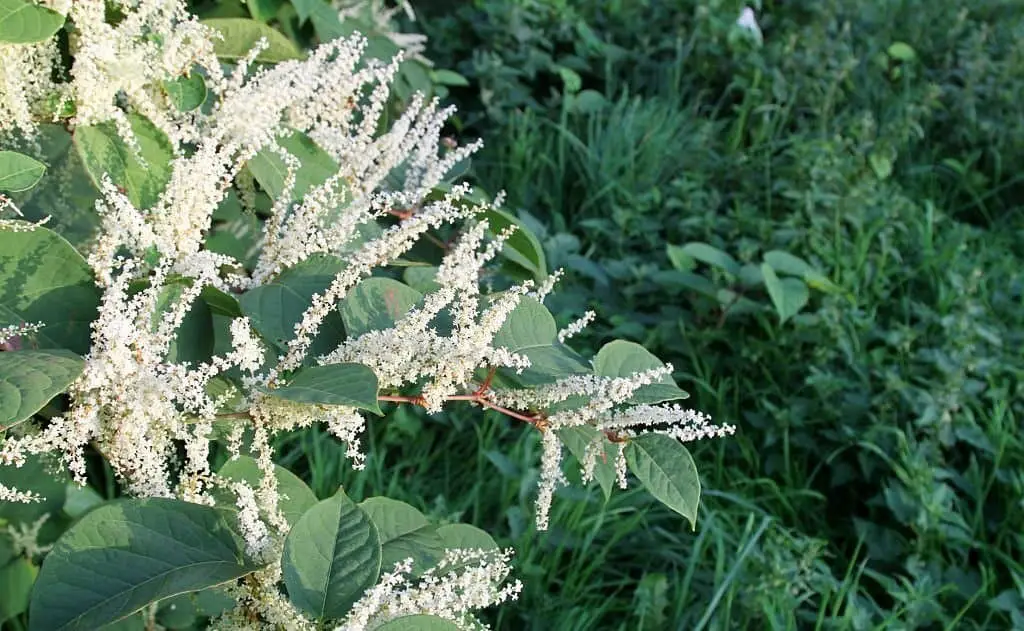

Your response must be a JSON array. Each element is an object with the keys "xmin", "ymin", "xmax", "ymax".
[
  {"xmin": 282, "ymin": 488, "xmax": 382, "ymax": 620},
  {"xmin": 558, "ymin": 425, "xmax": 617, "ymax": 501},
  {"xmin": 887, "ymin": 41, "xmax": 916, "ymax": 62},
  {"xmin": 201, "ymin": 18, "xmax": 304, "ymax": 63},
  {"xmin": 679, "ymin": 242, "xmax": 740, "ymax": 276},
  {"xmin": 482, "ymin": 208, "xmax": 547, "ymax": 281},
  {"xmin": 625, "ymin": 434, "xmax": 700, "ymax": 528},
  {"xmin": 868, "ymin": 151, "xmax": 893, "ymax": 180},
  {"xmin": 0, "ymin": 557, "xmax": 36, "ymax": 623},
  {"xmin": 74, "ymin": 113, "xmax": 174, "ymax": 210},
  {"xmin": 201, "ymin": 285, "xmax": 243, "ymax": 318},
  {"xmin": 339, "ymin": 278, "xmax": 422, "ymax": 337},
  {"xmin": 402, "ymin": 266, "xmax": 440, "ymax": 293},
  {"xmin": 376, "ymin": 615, "xmax": 462, "ymax": 631},
  {"xmin": 491, "ymin": 296, "xmax": 556, "ymax": 351},
  {"xmin": 61, "ymin": 483, "xmax": 104, "ymax": 520},
  {"xmin": 430, "ymin": 69, "xmax": 469, "ymax": 87},
  {"xmin": 0, "ymin": 223, "xmax": 100, "ymax": 354},
  {"xmin": 162, "ymin": 73, "xmax": 207, "ymax": 112},
  {"xmin": 762, "ymin": 251, "xmax": 837, "ymax": 293},
  {"xmin": 0, "ymin": 349, "xmax": 83, "ymax": 429},
  {"xmin": 153, "ymin": 280, "xmax": 214, "ymax": 365},
  {"xmin": 214, "ymin": 455, "xmax": 317, "ymax": 526},
  {"xmin": 155, "ymin": 593, "xmax": 197, "ymax": 629},
  {"xmin": 760, "ymin": 263, "xmax": 809, "ymax": 324},
  {"xmin": 0, "ymin": 0, "xmax": 64, "ymax": 43},
  {"xmin": 0, "ymin": 151, "xmax": 46, "ymax": 192},
  {"xmin": 359, "ymin": 497, "xmax": 443, "ymax": 574},
  {"xmin": 435, "ymin": 523, "xmax": 498, "ymax": 552},
  {"xmin": 260, "ymin": 363, "xmax": 382, "ymax": 415},
  {"xmin": 507, "ymin": 344, "xmax": 591, "ymax": 387},
  {"xmin": 29, "ymin": 498, "xmax": 261, "ymax": 631},
  {"xmin": 0, "ymin": 454, "xmax": 67, "ymax": 525},
  {"xmin": 248, "ymin": 130, "xmax": 340, "ymax": 202},
  {"xmin": 593, "ymin": 340, "xmax": 688, "ymax": 405},
  {"xmin": 239, "ymin": 254, "xmax": 346, "ymax": 354},
  {"xmin": 665, "ymin": 244, "xmax": 696, "ymax": 272}
]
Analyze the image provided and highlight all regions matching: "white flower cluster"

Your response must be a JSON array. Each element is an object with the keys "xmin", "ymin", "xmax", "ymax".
[
  {"xmin": 339, "ymin": 549, "xmax": 523, "ymax": 630},
  {"xmin": 322, "ymin": 220, "xmax": 531, "ymax": 412},
  {"xmin": 0, "ymin": 250, "xmax": 264, "ymax": 498},
  {"xmin": 490, "ymin": 367, "xmax": 736, "ymax": 529},
  {"xmin": 66, "ymin": 0, "xmax": 221, "ymax": 145}
]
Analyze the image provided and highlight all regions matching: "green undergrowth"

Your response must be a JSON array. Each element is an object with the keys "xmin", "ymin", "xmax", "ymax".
[{"xmin": 311, "ymin": 0, "xmax": 1024, "ymax": 628}]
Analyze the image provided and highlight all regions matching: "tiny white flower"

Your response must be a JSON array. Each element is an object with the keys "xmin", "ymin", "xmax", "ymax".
[{"xmin": 736, "ymin": 7, "xmax": 764, "ymax": 45}]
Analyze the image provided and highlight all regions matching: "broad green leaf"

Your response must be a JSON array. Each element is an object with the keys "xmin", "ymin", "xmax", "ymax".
[
  {"xmin": 154, "ymin": 593, "xmax": 197, "ymax": 630},
  {"xmin": 201, "ymin": 285, "xmax": 243, "ymax": 318},
  {"xmin": 74, "ymin": 114, "xmax": 173, "ymax": 210},
  {"xmin": 214, "ymin": 455, "xmax": 317, "ymax": 526},
  {"xmin": 0, "ymin": 223, "xmax": 100, "ymax": 354},
  {"xmin": 761, "ymin": 263, "xmax": 809, "ymax": 324},
  {"xmin": 625, "ymin": 434, "xmax": 700, "ymax": 528},
  {"xmin": 260, "ymin": 363, "xmax": 382, "ymax": 415},
  {"xmin": 594, "ymin": 340, "xmax": 688, "ymax": 405},
  {"xmin": 10, "ymin": 124, "xmax": 100, "ymax": 248},
  {"xmin": 61, "ymin": 483, "xmax": 104, "ymax": 519},
  {"xmin": 557, "ymin": 425, "xmax": 617, "ymax": 501},
  {"xmin": 153, "ymin": 280, "xmax": 214, "ymax": 365},
  {"xmin": 339, "ymin": 278, "xmax": 422, "ymax": 337},
  {"xmin": 482, "ymin": 208, "xmax": 547, "ymax": 281},
  {"xmin": 433, "ymin": 523, "xmax": 499, "ymax": 574},
  {"xmin": 377, "ymin": 615, "xmax": 462, "ymax": 631},
  {"xmin": 248, "ymin": 130, "xmax": 340, "ymax": 202},
  {"xmin": 205, "ymin": 201, "xmax": 262, "ymax": 269},
  {"xmin": 403, "ymin": 266, "xmax": 440, "ymax": 293},
  {"xmin": 282, "ymin": 488, "xmax": 382, "ymax": 620},
  {"xmin": 491, "ymin": 296, "xmax": 557, "ymax": 351},
  {"xmin": 201, "ymin": 18, "xmax": 304, "ymax": 63},
  {"xmin": 435, "ymin": 523, "xmax": 498, "ymax": 551},
  {"xmin": 0, "ymin": 557, "xmax": 36, "ymax": 623},
  {"xmin": 679, "ymin": 242, "xmax": 740, "ymax": 277},
  {"xmin": 0, "ymin": 151, "xmax": 46, "ymax": 192},
  {"xmin": 0, "ymin": 349, "xmax": 83, "ymax": 428},
  {"xmin": 162, "ymin": 73, "xmax": 207, "ymax": 112},
  {"xmin": 239, "ymin": 254, "xmax": 345, "ymax": 354},
  {"xmin": 0, "ymin": 454, "xmax": 67, "ymax": 525},
  {"xmin": 360, "ymin": 497, "xmax": 443, "ymax": 574},
  {"xmin": 0, "ymin": 0, "xmax": 64, "ymax": 43},
  {"xmin": 763, "ymin": 251, "xmax": 814, "ymax": 277},
  {"xmin": 505, "ymin": 344, "xmax": 591, "ymax": 387},
  {"xmin": 29, "ymin": 498, "xmax": 261, "ymax": 631},
  {"xmin": 194, "ymin": 586, "xmax": 237, "ymax": 617}
]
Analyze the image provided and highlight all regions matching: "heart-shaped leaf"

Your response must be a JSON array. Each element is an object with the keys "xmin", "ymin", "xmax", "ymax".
[
  {"xmin": 29, "ymin": 498, "xmax": 261, "ymax": 631},
  {"xmin": 0, "ymin": 349, "xmax": 83, "ymax": 429},
  {"xmin": 282, "ymin": 488, "xmax": 382, "ymax": 620},
  {"xmin": 625, "ymin": 434, "xmax": 700, "ymax": 528}
]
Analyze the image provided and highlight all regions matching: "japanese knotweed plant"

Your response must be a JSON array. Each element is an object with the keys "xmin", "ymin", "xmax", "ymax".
[{"xmin": 0, "ymin": 1, "xmax": 733, "ymax": 630}]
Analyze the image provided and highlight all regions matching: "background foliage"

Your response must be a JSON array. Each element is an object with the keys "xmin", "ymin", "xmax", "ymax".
[{"xmin": 410, "ymin": 0, "xmax": 1023, "ymax": 628}]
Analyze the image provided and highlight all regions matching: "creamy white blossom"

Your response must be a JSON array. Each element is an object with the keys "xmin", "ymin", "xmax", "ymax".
[{"xmin": 339, "ymin": 549, "xmax": 522, "ymax": 630}]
